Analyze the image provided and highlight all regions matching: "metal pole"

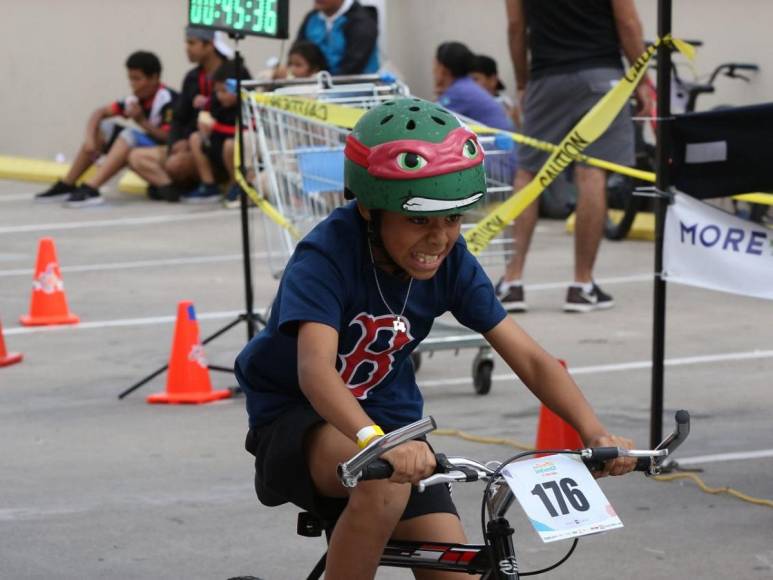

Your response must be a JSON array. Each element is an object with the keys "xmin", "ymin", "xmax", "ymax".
[
  {"xmin": 234, "ymin": 37, "xmax": 258, "ymax": 341},
  {"xmin": 650, "ymin": 0, "xmax": 673, "ymax": 448}
]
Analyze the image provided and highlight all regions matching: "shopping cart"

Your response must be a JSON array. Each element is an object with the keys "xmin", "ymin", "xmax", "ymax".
[{"xmin": 241, "ymin": 75, "xmax": 517, "ymax": 394}]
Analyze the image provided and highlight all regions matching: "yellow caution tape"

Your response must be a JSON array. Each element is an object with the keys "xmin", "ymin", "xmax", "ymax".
[
  {"xmin": 470, "ymin": 124, "xmax": 657, "ymax": 183},
  {"xmin": 733, "ymin": 193, "xmax": 773, "ymax": 206},
  {"xmin": 233, "ymin": 119, "xmax": 301, "ymax": 241},
  {"xmin": 250, "ymin": 92, "xmax": 365, "ymax": 129},
  {"xmin": 463, "ymin": 35, "xmax": 689, "ymax": 255}
]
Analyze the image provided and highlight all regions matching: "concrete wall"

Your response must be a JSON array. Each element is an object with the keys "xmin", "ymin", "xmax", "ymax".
[{"xmin": 2, "ymin": 0, "xmax": 771, "ymax": 160}]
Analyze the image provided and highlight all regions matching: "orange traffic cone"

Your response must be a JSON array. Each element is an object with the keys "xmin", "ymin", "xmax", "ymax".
[
  {"xmin": 147, "ymin": 301, "xmax": 231, "ymax": 404},
  {"xmin": 535, "ymin": 359, "xmax": 583, "ymax": 453},
  {"xmin": 19, "ymin": 238, "xmax": 80, "ymax": 326},
  {"xmin": 0, "ymin": 318, "xmax": 23, "ymax": 367}
]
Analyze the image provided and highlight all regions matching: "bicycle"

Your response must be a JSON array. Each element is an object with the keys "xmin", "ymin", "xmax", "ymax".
[
  {"xmin": 604, "ymin": 44, "xmax": 760, "ymax": 240},
  {"xmin": 238, "ymin": 410, "xmax": 689, "ymax": 579}
]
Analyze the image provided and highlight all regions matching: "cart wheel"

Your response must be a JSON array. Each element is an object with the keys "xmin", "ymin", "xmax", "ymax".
[
  {"xmin": 411, "ymin": 351, "xmax": 422, "ymax": 373},
  {"xmin": 473, "ymin": 357, "xmax": 494, "ymax": 395}
]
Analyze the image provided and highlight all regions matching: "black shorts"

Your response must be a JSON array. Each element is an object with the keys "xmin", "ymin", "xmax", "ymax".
[{"xmin": 245, "ymin": 404, "xmax": 458, "ymax": 522}]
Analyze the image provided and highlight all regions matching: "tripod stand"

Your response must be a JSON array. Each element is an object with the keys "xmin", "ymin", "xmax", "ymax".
[{"xmin": 119, "ymin": 35, "xmax": 264, "ymax": 399}]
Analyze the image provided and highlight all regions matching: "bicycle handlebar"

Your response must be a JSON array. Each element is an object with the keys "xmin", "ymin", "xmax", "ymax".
[
  {"xmin": 359, "ymin": 448, "xmax": 664, "ymax": 490},
  {"xmin": 340, "ymin": 411, "xmax": 691, "ymax": 489}
]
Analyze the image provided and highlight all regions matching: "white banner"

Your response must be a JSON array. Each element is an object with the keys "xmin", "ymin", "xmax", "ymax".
[{"xmin": 664, "ymin": 193, "xmax": 773, "ymax": 300}]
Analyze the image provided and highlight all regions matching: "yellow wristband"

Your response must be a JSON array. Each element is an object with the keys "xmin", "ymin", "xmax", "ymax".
[{"xmin": 356, "ymin": 425, "xmax": 384, "ymax": 449}]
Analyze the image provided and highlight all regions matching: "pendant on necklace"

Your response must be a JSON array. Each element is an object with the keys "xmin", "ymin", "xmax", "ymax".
[{"xmin": 393, "ymin": 317, "xmax": 407, "ymax": 333}]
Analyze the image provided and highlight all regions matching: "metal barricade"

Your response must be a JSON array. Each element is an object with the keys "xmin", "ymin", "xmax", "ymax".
[{"xmin": 241, "ymin": 75, "xmax": 517, "ymax": 394}]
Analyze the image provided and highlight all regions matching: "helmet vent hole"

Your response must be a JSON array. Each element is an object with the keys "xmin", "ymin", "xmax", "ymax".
[
  {"xmin": 380, "ymin": 114, "xmax": 394, "ymax": 125},
  {"xmin": 409, "ymin": 106, "xmax": 420, "ymax": 112},
  {"xmin": 384, "ymin": 101, "xmax": 395, "ymax": 106},
  {"xmin": 406, "ymin": 119, "xmax": 416, "ymax": 130},
  {"xmin": 431, "ymin": 116, "xmax": 446, "ymax": 125}
]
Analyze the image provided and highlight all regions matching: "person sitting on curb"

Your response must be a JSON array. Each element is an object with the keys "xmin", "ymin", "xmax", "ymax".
[
  {"xmin": 128, "ymin": 28, "xmax": 233, "ymax": 202},
  {"xmin": 182, "ymin": 60, "xmax": 251, "ymax": 207},
  {"xmin": 36, "ymin": 51, "xmax": 177, "ymax": 208}
]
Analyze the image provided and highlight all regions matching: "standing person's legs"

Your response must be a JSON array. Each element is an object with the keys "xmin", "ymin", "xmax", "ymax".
[
  {"xmin": 495, "ymin": 73, "xmax": 570, "ymax": 312},
  {"xmin": 573, "ymin": 165, "xmax": 608, "ymax": 283},
  {"xmin": 504, "ymin": 168, "xmax": 538, "ymax": 282},
  {"xmin": 563, "ymin": 68, "xmax": 635, "ymax": 312}
]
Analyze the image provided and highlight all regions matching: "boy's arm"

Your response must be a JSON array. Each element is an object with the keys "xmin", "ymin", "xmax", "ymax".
[
  {"xmin": 484, "ymin": 317, "xmax": 636, "ymax": 475},
  {"xmin": 297, "ymin": 321, "xmax": 375, "ymax": 441}
]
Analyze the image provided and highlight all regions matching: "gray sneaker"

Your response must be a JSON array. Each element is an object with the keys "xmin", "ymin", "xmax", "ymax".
[
  {"xmin": 495, "ymin": 279, "xmax": 527, "ymax": 313},
  {"xmin": 563, "ymin": 283, "xmax": 614, "ymax": 313}
]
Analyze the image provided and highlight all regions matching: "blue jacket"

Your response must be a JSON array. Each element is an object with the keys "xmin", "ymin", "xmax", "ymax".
[{"xmin": 297, "ymin": 1, "xmax": 379, "ymax": 75}]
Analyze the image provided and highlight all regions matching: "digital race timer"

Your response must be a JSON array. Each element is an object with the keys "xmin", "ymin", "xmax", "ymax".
[{"xmin": 189, "ymin": 0, "xmax": 289, "ymax": 39}]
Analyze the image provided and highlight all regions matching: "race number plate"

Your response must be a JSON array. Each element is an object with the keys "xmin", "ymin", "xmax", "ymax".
[{"xmin": 502, "ymin": 454, "xmax": 623, "ymax": 543}]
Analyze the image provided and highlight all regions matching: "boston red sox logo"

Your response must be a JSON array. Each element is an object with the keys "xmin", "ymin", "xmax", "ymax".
[{"xmin": 338, "ymin": 313, "xmax": 414, "ymax": 399}]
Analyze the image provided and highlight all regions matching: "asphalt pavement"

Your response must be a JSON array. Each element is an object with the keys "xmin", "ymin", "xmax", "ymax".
[{"xmin": 1, "ymin": 180, "xmax": 771, "ymax": 579}]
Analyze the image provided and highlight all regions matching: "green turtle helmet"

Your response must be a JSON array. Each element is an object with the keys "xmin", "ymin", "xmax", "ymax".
[{"xmin": 344, "ymin": 98, "xmax": 486, "ymax": 216}]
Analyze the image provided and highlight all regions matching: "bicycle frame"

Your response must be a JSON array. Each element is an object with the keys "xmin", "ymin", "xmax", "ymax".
[{"xmin": 305, "ymin": 481, "xmax": 522, "ymax": 579}]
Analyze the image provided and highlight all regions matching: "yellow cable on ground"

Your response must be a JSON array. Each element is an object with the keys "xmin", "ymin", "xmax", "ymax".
[
  {"xmin": 433, "ymin": 428, "xmax": 533, "ymax": 451},
  {"xmin": 653, "ymin": 472, "xmax": 773, "ymax": 508},
  {"xmin": 432, "ymin": 428, "xmax": 772, "ymax": 508}
]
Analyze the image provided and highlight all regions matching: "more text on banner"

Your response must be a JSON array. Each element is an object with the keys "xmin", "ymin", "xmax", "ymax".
[{"xmin": 663, "ymin": 193, "xmax": 773, "ymax": 300}]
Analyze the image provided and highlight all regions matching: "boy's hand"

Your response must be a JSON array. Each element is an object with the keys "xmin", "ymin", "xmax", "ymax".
[
  {"xmin": 382, "ymin": 441, "xmax": 436, "ymax": 485},
  {"xmin": 585, "ymin": 433, "xmax": 636, "ymax": 478}
]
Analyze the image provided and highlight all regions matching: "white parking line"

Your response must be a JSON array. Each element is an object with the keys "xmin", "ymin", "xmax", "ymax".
[
  {"xmin": 526, "ymin": 272, "xmax": 652, "ymax": 290},
  {"xmin": 677, "ymin": 449, "xmax": 773, "ymax": 466},
  {"xmin": 0, "ymin": 253, "xmax": 271, "ymax": 277},
  {"xmin": 4, "ymin": 310, "xmax": 249, "ymax": 335},
  {"xmin": 0, "ymin": 209, "xmax": 232, "ymax": 234},
  {"xmin": 0, "ymin": 193, "xmax": 35, "ymax": 202},
  {"xmin": 418, "ymin": 349, "xmax": 773, "ymax": 387},
  {"xmin": 6, "ymin": 310, "xmax": 772, "ymax": 377}
]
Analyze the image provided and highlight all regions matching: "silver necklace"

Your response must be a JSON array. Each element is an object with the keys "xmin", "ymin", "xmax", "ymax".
[{"xmin": 367, "ymin": 239, "xmax": 413, "ymax": 333}]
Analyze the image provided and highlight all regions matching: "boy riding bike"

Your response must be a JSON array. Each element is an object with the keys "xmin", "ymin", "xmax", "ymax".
[{"xmin": 236, "ymin": 98, "xmax": 636, "ymax": 580}]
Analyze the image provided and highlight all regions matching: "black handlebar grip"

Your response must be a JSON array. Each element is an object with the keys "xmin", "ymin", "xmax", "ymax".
[
  {"xmin": 584, "ymin": 449, "xmax": 652, "ymax": 473},
  {"xmin": 635, "ymin": 456, "xmax": 652, "ymax": 472},
  {"xmin": 675, "ymin": 409, "xmax": 690, "ymax": 425},
  {"xmin": 359, "ymin": 459, "xmax": 394, "ymax": 481},
  {"xmin": 732, "ymin": 64, "xmax": 760, "ymax": 71}
]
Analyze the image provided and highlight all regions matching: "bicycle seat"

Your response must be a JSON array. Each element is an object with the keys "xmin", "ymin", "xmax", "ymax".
[{"xmin": 297, "ymin": 498, "xmax": 347, "ymax": 537}]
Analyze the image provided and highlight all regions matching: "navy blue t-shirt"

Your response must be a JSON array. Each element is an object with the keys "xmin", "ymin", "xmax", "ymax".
[{"xmin": 236, "ymin": 203, "xmax": 507, "ymax": 429}]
